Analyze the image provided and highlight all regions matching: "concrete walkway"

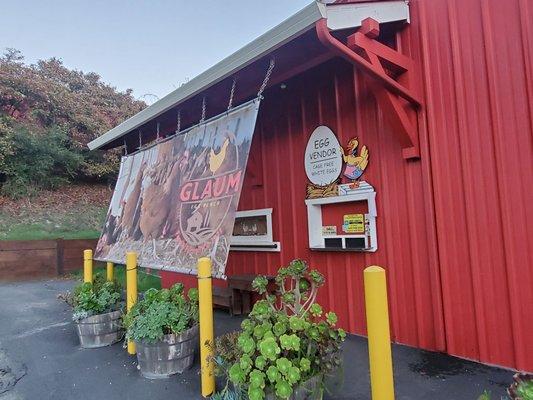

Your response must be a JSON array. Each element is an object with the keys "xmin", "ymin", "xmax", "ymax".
[{"xmin": 0, "ymin": 279, "xmax": 513, "ymax": 399}]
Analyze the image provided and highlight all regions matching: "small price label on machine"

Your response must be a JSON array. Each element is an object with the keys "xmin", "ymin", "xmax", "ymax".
[
  {"xmin": 342, "ymin": 214, "xmax": 365, "ymax": 233},
  {"xmin": 322, "ymin": 225, "xmax": 337, "ymax": 236}
]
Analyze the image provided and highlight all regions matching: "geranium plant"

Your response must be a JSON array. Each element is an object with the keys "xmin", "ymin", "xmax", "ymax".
[
  {"xmin": 70, "ymin": 274, "xmax": 122, "ymax": 321},
  {"xmin": 215, "ymin": 259, "xmax": 345, "ymax": 400},
  {"xmin": 123, "ymin": 283, "xmax": 198, "ymax": 343}
]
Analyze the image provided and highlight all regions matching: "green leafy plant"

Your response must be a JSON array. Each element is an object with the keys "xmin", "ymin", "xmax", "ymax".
[
  {"xmin": 123, "ymin": 284, "xmax": 198, "ymax": 343},
  {"xmin": 477, "ymin": 390, "xmax": 491, "ymax": 400},
  {"xmin": 208, "ymin": 332, "xmax": 247, "ymax": 400},
  {"xmin": 509, "ymin": 374, "xmax": 533, "ymax": 400},
  {"xmin": 214, "ymin": 259, "xmax": 345, "ymax": 400},
  {"xmin": 70, "ymin": 273, "xmax": 122, "ymax": 321},
  {"xmin": 516, "ymin": 382, "xmax": 533, "ymax": 400},
  {"xmin": 478, "ymin": 373, "xmax": 533, "ymax": 400}
]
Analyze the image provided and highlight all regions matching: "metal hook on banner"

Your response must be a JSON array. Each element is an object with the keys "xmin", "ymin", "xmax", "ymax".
[
  {"xmin": 138, "ymin": 130, "xmax": 142, "ymax": 149},
  {"xmin": 257, "ymin": 58, "xmax": 275, "ymax": 99},
  {"xmin": 200, "ymin": 97, "xmax": 206, "ymax": 124},
  {"xmin": 227, "ymin": 77, "xmax": 237, "ymax": 111},
  {"xmin": 156, "ymin": 121, "xmax": 160, "ymax": 141},
  {"xmin": 123, "ymin": 138, "xmax": 128, "ymax": 155}
]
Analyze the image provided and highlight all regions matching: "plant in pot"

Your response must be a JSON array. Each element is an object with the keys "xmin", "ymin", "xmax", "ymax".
[
  {"xmin": 123, "ymin": 283, "xmax": 199, "ymax": 379},
  {"xmin": 478, "ymin": 373, "xmax": 533, "ymax": 400},
  {"xmin": 508, "ymin": 373, "xmax": 533, "ymax": 400},
  {"xmin": 212, "ymin": 259, "xmax": 346, "ymax": 400},
  {"xmin": 69, "ymin": 273, "xmax": 124, "ymax": 348}
]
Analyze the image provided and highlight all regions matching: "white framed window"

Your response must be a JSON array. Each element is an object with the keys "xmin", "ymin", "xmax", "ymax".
[{"xmin": 230, "ymin": 208, "xmax": 280, "ymax": 252}]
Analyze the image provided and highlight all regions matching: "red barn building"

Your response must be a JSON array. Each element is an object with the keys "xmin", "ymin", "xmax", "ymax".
[{"xmin": 89, "ymin": 0, "xmax": 533, "ymax": 372}]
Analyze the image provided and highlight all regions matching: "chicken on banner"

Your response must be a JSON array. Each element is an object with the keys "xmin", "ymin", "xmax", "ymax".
[{"xmin": 94, "ymin": 99, "xmax": 260, "ymax": 279}]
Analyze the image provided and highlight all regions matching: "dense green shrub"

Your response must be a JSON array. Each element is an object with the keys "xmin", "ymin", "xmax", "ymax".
[
  {"xmin": 123, "ymin": 284, "xmax": 199, "ymax": 343},
  {"xmin": 0, "ymin": 48, "xmax": 145, "ymax": 197},
  {"xmin": 0, "ymin": 116, "xmax": 14, "ymax": 173},
  {"xmin": 1, "ymin": 126, "xmax": 83, "ymax": 198}
]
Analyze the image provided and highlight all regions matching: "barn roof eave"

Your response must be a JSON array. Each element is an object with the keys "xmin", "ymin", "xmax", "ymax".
[{"xmin": 88, "ymin": 0, "xmax": 409, "ymax": 150}]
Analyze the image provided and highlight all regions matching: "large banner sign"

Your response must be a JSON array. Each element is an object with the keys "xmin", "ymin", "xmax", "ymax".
[{"xmin": 95, "ymin": 100, "xmax": 260, "ymax": 278}]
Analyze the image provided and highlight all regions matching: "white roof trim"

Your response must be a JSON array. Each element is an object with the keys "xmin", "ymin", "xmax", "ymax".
[
  {"xmin": 325, "ymin": 1, "xmax": 409, "ymax": 31},
  {"xmin": 89, "ymin": 0, "xmax": 409, "ymax": 150}
]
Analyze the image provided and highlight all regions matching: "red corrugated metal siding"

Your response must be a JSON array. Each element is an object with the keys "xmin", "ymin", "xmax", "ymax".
[
  {"xmin": 405, "ymin": 0, "xmax": 533, "ymax": 371},
  {"xmin": 163, "ymin": 58, "xmax": 446, "ymax": 351},
  {"xmin": 161, "ymin": 0, "xmax": 533, "ymax": 371}
]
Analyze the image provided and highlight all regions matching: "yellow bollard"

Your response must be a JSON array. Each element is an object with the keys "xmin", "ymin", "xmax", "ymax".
[
  {"xmin": 197, "ymin": 257, "xmax": 215, "ymax": 397},
  {"xmin": 83, "ymin": 249, "xmax": 93, "ymax": 284},
  {"xmin": 364, "ymin": 266, "xmax": 395, "ymax": 400},
  {"xmin": 126, "ymin": 252, "xmax": 138, "ymax": 355},
  {"xmin": 106, "ymin": 262, "xmax": 114, "ymax": 282}
]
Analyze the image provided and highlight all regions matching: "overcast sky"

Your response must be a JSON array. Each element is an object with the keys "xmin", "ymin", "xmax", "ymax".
[{"xmin": 0, "ymin": 0, "xmax": 311, "ymax": 103}]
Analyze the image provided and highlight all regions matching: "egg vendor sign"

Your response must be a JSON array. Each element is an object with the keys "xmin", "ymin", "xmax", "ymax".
[
  {"xmin": 304, "ymin": 126, "xmax": 343, "ymax": 186},
  {"xmin": 94, "ymin": 99, "xmax": 260, "ymax": 279}
]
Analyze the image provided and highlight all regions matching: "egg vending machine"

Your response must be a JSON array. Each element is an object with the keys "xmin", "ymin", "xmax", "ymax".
[
  {"xmin": 305, "ymin": 181, "xmax": 378, "ymax": 251},
  {"xmin": 303, "ymin": 126, "xmax": 377, "ymax": 252}
]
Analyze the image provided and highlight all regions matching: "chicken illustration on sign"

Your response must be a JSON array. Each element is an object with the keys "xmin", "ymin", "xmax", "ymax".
[
  {"xmin": 209, "ymin": 135, "xmax": 233, "ymax": 173},
  {"xmin": 340, "ymin": 137, "xmax": 369, "ymax": 188},
  {"xmin": 94, "ymin": 100, "xmax": 260, "ymax": 279},
  {"xmin": 179, "ymin": 132, "xmax": 238, "ymax": 247},
  {"xmin": 178, "ymin": 129, "xmax": 241, "ymax": 249}
]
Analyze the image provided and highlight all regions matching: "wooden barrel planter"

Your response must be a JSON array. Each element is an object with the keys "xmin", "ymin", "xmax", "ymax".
[
  {"xmin": 75, "ymin": 310, "xmax": 124, "ymax": 348},
  {"xmin": 135, "ymin": 324, "xmax": 199, "ymax": 379}
]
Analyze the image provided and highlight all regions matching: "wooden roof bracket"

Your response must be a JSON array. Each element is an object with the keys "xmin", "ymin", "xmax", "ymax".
[{"xmin": 316, "ymin": 18, "xmax": 422, "ymax": 160}]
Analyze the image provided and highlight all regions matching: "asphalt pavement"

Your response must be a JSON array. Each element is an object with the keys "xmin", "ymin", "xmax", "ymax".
[{"xmin": 0, "ymin": 279, "xmax": 513, "ymax": 399}]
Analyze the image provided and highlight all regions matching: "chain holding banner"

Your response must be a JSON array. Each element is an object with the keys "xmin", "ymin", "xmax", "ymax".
[{"xmin": 94, "ymin": 99, "xmax": 260, "ymax": 279}]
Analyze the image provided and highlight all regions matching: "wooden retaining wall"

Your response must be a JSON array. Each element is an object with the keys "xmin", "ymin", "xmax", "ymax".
[{"xmin": 0, "ymin": 239, "xmax": 99, "ymax": 281}]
